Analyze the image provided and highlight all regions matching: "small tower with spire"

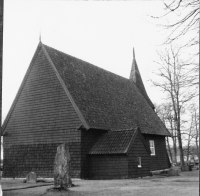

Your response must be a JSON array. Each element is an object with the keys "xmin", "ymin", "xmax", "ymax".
[
  {"xmin": 130, "ymin": 47, "xmax": 155, "ymax": 110},
  {"xmin": 129, "ymin": 48, "xmax": 138, "ymax": 83}
]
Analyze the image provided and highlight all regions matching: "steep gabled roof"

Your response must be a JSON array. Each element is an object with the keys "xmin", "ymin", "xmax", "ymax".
[
  {"xmin": 129, "ymin": 48, "xmax": 155, "ymax": 109},
  {"xmin": 43, "ymin": 43, "xmax": 170, "ymax": 136},
  {"xmin": 89, "ymin": 127, "xmax": 151, "ymax": 155},
  {"xmin": 2, "ymin": 42, "xmax": 170, "ymax": 136}
]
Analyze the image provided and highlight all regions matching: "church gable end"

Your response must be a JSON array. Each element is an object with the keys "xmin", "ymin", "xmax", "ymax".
[{"xmin": 3, "ymin": 45, "xmax": 82, "ymax": 178}]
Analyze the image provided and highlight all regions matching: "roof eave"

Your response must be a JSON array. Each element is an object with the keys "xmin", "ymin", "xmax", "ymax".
[
  {"xmin": 1, "ymin": 42, "xmax": 43, "ymax": 135},
  {"xmin": 41, "ymin": 44, "xmax": 90, "ymax": 130},
  {"xmin": 125, "ymin": 127, "xmax": 151, "ymax": 155}
]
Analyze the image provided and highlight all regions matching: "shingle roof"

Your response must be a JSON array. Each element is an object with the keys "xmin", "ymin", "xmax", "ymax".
[
  {"xmin": 89, "ymin": 127, "xmax": 151, "ymax": 155},
  {"xmin": 89, "ymin": 129, "xmax": 135, "ymax": 155},
  {"xmin": 43, "ymin": 44, "xmax": 170, "ymax": 136}
]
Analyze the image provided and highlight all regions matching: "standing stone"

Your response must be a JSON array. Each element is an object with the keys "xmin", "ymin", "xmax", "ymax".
[{"xmin": 54, "ymin": 143, "xmax": 72, "ymax": 189}]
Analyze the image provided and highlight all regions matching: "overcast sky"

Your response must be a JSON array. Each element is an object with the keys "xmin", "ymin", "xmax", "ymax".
[{"xmin": 3, "ymin": 1, "xmax": 170, "ymax": 122}]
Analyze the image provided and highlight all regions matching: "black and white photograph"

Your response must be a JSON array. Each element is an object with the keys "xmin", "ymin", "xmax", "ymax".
[{"xmin": 0, "ymin": 1, "xmax": 199, "ymax": 196}]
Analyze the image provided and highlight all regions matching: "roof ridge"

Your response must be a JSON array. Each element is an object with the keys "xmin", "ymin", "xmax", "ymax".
[
  {"xmin": 44, "ymin": 44, "xmax": 170, "ymax": 135},
  {"xmin": 108, "ymin": 128, "xmax": 136, "ymax": 132},
  {"xmin": 43, "ymin": 44, "xmax": 135, "ymax": 83},
  {"xmin": 2, "ymin": 42, "xmax": 170, "ymax": 137},
  {"xmin": 41, "ymin": 44, "xmax": 90, "ymax": 130},
  {"xmin": 43, "ymin": 44, "xmax": 157, "ymax": 113}
]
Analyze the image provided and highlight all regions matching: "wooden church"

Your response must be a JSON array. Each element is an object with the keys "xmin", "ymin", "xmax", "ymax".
[{"xmin": 2, "ymin": 42, "xmax": 171, "ymax": 179}]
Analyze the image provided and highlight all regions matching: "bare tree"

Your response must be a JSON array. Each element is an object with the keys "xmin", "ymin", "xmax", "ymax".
[
  {"xmin": 152, "ymin": 45, "xmax": 198, "ymax": 167},
  {"xmin": 151, "ymin": 0, "xmax": 199, "ymax": 87},
  {"xmin": 155, "ymin": 103, "xmax": 176, "ymax": 163},
  {"xmin": 152, "ymin": 0, "xmax": 199, "ymax": 50}
]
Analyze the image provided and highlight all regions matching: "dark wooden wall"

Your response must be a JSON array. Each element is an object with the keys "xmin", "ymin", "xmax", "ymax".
[
  {"xmin": 89, "ymin": 155, "xmax": 128, "ymax": 179},
  {"xmin": 4, "ymin": 143, "xmax": 80, "ymax": 177},
  {"xmin": 128, "ymin": 133, "xmax": 151, "ymax": 178},
  {"xmin": 81, "ymin": 129, "xmax": 106, "ymax": 179},
  {"xmin": 143, "ymin": 134, "xmax": 170, "ymax": 171},
  {"xmin": 88, "ymin": 133, "xmax": 152, "ymax": 179},
  {"xmin": 3, "ymin": 48, "xmax": 82, "ymax": 178}
]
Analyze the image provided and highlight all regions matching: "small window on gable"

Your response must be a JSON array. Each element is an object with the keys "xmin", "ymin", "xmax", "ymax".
[
  {"xmin": 137, "ymin": 157, "xmax": 142, "ymax": 168},
  {"xmin": 149, "ymin": 140, "xmax": 155, "ymax": 156}
]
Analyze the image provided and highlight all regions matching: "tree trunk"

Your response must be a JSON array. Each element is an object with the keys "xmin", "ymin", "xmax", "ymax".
[
  {"xmin": 186, "ymin": 136, "xmax": 191, "ymax": 162},
  {"xmin": 171, "ymin": 120, "xmax": 177, "ymax": 163},
  {"xmin": 194, "ymin": 110, "xmax": 199, "ymax": 160},
  {"xmin": 166, "ymin": 137, "xmax": 173, "ymax": 162},
  {"xmin": 172, "ymin": 137, "xmax": 177, "ymax": 163},
  {"xmin": 151, "ymin": 45, "xmax": 198, "ymax": 166},
  {"xmin": 177, "ymin": 115, "xmax": 185, "ymax": 166},
  {"xmin": 195, "ymin": 138, "xmax": 199, "ymax": 157}
]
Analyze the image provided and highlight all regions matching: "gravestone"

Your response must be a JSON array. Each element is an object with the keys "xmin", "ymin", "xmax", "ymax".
[
  {"xmin": 181, "ymin": 165, "xmax": 189, "ymax": 171},
  {"xmin": 26, "ymin": 172, "xmax": 37, "ymax": 183},
  {"xmin": 168, "ymin": 168, "xmax": 180, "ymax": 176},
  {"xmin": 54, "ymin": 143, "xmax": 72, "ymax": 189}
]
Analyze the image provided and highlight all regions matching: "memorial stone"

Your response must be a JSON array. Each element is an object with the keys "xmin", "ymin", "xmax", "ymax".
[
  {"xmin": 26, "ymin": 172, "xmax": 37, "ymax": 183},
  {"xmin": 54, "ymin": 143, "xmax": 72, "ymax": 189}
]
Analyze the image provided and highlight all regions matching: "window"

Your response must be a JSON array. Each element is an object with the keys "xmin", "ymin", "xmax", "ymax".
[
  {"xmin": 137, "ymin": 157, "xmax": 142, "ymax": 168},
  {"xmin": 149, "ymin": 140, "xmax": 155, "ymax": 155}
]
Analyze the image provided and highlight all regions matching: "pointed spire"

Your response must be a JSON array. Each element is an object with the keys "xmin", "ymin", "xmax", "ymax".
[
  {"xmin": 129, "ymin": 47, "xmax": 139, "ymax": 83},
  {"xmin": 132, "ymin": 47, "xmax": 135, "ymax": 60},
  {"xmin": 129, "ymin": 47, "xmax": 155, "ymax": 110},
  {"xmin": 39, "ymin": 31, "xmax": 41, "ymax": 43}
]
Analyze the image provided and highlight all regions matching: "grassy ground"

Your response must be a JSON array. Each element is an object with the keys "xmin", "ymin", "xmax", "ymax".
[{"xmin": 2, "ymin": 169, "xmax": 199, "ymax": 196}]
